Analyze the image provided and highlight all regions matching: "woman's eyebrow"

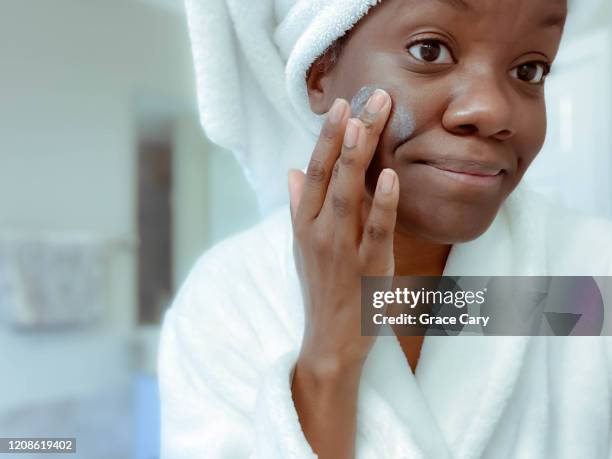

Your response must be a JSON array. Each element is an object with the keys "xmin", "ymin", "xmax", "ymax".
[
  {"xmin": 538, "ymin": 12, "xmax": 567, "ymax": 29},
  {"xmin": 431, "ymin": 0, "xmax": 473, "ymax": 11}
]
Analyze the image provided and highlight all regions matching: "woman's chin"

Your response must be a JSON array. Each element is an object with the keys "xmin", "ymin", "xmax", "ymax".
[{"xmin": 396, "ymin": 205, "xmax": 500, "ymax": 245}]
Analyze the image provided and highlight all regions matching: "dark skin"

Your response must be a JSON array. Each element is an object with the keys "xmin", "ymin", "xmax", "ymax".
[{"xmin": 288, "ymin": 0, "xmax": 567, "ymax": 457}]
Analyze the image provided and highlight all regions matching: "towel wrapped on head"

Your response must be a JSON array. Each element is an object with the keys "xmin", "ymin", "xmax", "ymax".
[{"xmin": 185, "ymin": 0, "xmax": 382, "ymax": 214}]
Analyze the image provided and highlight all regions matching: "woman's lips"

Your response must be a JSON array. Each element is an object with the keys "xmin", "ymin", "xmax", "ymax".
[{"xmin": 415, "ymin": 159, "xmax": 505, "ymax": 188}]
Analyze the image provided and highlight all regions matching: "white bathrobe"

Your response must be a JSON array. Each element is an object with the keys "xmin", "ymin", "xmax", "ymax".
[{"xmin": 158, "ymin": 183, "xmax": 612, "ymax": 458}]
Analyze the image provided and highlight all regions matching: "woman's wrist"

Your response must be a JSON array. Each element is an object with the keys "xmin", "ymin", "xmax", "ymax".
[
  {"xmin": 295, "ymin": 347, "xmax": 365, "ymax": 389},
  {"xmin": 292, "ymin": 346, "xmax": 363, "ymax": 458}
]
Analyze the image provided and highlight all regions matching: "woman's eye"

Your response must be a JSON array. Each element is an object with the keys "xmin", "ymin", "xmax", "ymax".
[
  {"xmin": 407, "ymin": 40, "xmax": 453, "ymax": 64},
  {"xmin": 511, "ymin": 62, "xmax": 550, "ymax": 84}
]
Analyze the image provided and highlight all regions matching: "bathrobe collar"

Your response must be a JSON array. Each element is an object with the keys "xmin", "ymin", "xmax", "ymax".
[{"xmin": 360, "ymin": 185, "xmax": 547, "ymax": 458}]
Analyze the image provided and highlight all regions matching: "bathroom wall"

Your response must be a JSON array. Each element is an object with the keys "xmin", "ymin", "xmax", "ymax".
[
  {"xmin": 0, "ymin": 0, "xmax": 196, "ymax": 332},
  {"xmin": 0, "ymin": 0, "xmax": 194, "ymax": 423},
  {"xmin": 524, "ymin": 7, "xmax": 612, "ymax": 218},
  {"xmin": 0, "ymin": 0, "xmax": 260, "ymax": 426}
]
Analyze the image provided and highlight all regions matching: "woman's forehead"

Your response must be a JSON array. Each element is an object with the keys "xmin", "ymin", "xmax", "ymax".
[
  {"xmin": 373, "ymin": 0, "xmax": 567, "ymax": 32},
  {"xmin": 348, "ymin": 0, "xmax": 567, "ymax": 51}
]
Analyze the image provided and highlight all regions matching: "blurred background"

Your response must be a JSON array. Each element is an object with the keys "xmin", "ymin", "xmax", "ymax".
[{"xmin": 0, "ymin": 0, "xmax": 610, "ymax": 458}]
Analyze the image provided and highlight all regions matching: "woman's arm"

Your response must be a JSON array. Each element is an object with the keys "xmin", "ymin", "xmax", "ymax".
[
  {"xmin": 288, "ymin": 89, "xmax": 399, "ymax": 458},
  {"xmin": 292, "ymin": 351, "xmax": 363, "ymax": 459},
  {"xmin": 158, "ymin": 90, "xmax": 398, "ymax": 459}
]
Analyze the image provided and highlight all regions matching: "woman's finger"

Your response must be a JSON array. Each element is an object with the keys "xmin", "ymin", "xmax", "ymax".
[
  {"xmin": 296, "ymin": 98, "xmax": 349, "ymax": 223},
  {"xmin": 319, "ymin": 90, "xmax": 392, "ymax": 245},
  {"xmin": 357, "ymin": 89, "xmax": 392, "ymax": 165},
  {"xmin": 360, "ymin": 168, "xmax": 399, "ymax": 273},
  {"xmin": 318, "ymin": 118, "xmax": 367, "ymax": 244}
]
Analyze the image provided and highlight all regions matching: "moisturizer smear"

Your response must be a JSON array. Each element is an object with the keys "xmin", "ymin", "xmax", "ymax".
[{"xmin": 349, "ymin": 85, "xmax": 416, "ymax": 146}]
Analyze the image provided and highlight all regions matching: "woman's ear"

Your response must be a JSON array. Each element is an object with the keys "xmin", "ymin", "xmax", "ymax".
[{"xmin": 306, "ymin": 56, "xmax": 335, "ymax": 115}]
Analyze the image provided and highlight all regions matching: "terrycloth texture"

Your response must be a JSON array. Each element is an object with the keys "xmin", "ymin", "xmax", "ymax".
[
  {"xmin": 184, "ymin": 0, "xmax": 381, "ymax": 214},
  {"xmin": 158, "ymin": 183, "xmax": 612, "ymax": 458}
]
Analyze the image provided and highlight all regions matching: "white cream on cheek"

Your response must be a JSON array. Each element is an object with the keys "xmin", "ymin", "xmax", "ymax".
[{"xmin": 349, "ymin": 85, "xmax": 417, "ymax": 145}]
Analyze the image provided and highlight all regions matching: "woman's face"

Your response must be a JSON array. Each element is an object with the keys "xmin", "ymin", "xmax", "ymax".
[{"xmin": 307, "ymin": 0, "xmax": 567, "ymax": 244}]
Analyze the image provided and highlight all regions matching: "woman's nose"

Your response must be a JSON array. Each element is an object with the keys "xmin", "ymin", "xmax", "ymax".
[{"xmin": 442, "ymin": 73, "xmax": 516, "ymax": 141}]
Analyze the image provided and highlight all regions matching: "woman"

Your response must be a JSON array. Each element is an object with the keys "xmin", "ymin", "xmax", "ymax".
[{"xmin": 159, "ymin": 0, "xmax": 612, "ymax": 457}]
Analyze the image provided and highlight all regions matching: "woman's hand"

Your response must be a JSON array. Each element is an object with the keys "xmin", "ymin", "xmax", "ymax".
[
  {"xmin": 288, "ymin": 89, "xmax": 399, "ymax": 458},
  {"xmin": 289, "ymin": 88, "xmax": 399, "ymax": 372}
]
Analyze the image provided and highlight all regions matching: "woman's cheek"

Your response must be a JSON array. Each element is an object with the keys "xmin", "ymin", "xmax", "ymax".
[
  {"xmin": 388, "ymin": 102, "xmax": 417, "ymax": 146},
  {"xmin": 515, "ymin": 109, "xmax": 548, "ymax": 179},
  {"xmin": 349, "ymin": 85, "xmax": 417, "ymax": 147},
  {"xmin": 349, "ymin": 85, "xmax": 377, "ymax": 115}
]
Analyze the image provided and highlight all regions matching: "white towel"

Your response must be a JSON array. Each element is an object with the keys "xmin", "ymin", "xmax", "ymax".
[{"xmin": 185, "ymin": 0, "xmax": 381, "ymax": 214}]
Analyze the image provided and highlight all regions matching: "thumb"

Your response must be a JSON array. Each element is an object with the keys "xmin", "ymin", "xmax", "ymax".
[{"xmin": 288, "ymin": 169, "xmax": 306, "ymax": 223}]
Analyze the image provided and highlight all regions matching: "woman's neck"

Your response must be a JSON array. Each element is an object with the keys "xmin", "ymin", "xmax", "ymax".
[{"xmin": 393, "ymin": 226, "xmax": 452, "ymax": 276}]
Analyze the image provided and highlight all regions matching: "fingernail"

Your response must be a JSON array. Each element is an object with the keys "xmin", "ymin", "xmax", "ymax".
[
  {"xmin": 344, "ymin": 119, "xmax": 360, "ymax": 148},
  {"xmin": 365, "ymin": 89, "xmax": 388, "ymax": 115},
  {"xmin": 380, "ymin": 169, "xmax": 395, "ymax": 194},
  {"xmin": 329, "ymin": 99, "xmax": 346, "ymax": 124}
]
